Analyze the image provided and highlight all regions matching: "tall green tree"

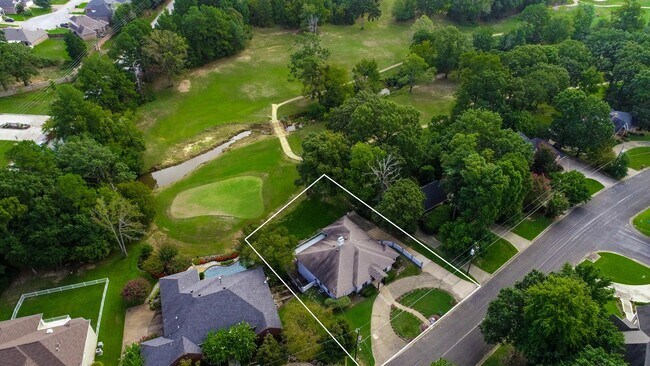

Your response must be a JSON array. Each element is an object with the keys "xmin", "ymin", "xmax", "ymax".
[
  {"xmin": 76, "ymin": 55, "xmax": 139, "ymax": 113},
  {"xmin": 572, "ymin": 3, "xmax": 595, "ymax": 40},
  {"xmin": 550, "ymin": 89, "xmax": 612, "ymax": 155},
  {"xmin": 611, "ymin": 0, "xmax": 646, "ymax": 32},
  {"xmin": 64, "ymin": 32, "xmax": 86, "ymax": 61},
  {"xmin": 375, "ymin": 179, "xmax": 425, "ymax": 233},
  {"xmin": 109, "ymin": 20, "xmax": 152, "ymax": 75},
  {"xmin": 256, "ymin": 334, "xmax": 285, "ymax": 365},
  {"xmin": 91, "ymin": 189, "xmax": 145, "ymax": 256},
  {"xmin": 349, "ymin": 0, "xmax": 381, "ymax": 29},
  {"xmin": 202, "ymin": 322, "xmax": 258, "ymax": 365},
  {"xmin": 400, "ymin": 53, "xmax": 430, "ymax": 93},
  {"xmin": 549, "ymin": 171, "xmax": 591, "ymax": 206},
  {"xmin": 352, "ymin": 58, "xmax": 382, "ymax": 93},
  {"xmin": 241, "ymin": 226, "xmax": 298, "ymax": 274},
  {"xmin": 297, "ymin": 131, "xmax": 350, "ymax": 185},
  {"xmin": 142, "ymin": 29, "xmax": 188, "ymax": 87},
  {"xmin": 288, "ymin": 33, "xmax": 330, "ymax": 100}
]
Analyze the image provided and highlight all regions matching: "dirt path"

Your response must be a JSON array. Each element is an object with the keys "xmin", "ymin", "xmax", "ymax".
[{"xmin": 269, "ymin": 62, "xmax": 404, "ymax": 161}]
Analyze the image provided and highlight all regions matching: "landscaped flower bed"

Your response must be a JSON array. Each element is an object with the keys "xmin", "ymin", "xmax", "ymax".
[{"xmin": 192, "ymin": 252, "xmax": 239, "ymax": 265}]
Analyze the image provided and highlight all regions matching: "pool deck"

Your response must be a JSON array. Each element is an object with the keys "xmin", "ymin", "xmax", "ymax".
[{"xmin": 193, "ymin": 258, "xmax": 240, "ymax": 273}]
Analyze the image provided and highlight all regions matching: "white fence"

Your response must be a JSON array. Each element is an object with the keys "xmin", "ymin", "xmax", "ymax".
[
  {"xmin": 381, "ymin": 240, "xmax": 424, "ymax": 268},
  {"xmin": 11, "ymin": 278, "xmax": 109, "ymax": 337}
]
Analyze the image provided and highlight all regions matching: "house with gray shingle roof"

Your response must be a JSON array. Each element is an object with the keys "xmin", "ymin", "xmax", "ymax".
[
  {"xmin": 296, "ymin": 215, "xmax": 399, "ymax": 299},
  {"xmin": 2, "ymin": 27, "xmax": 48, "ymax": 47},
  {"xmin": 69, "ymin": 15, "xmax": 109, "ymax": 40},
  {"xmin": 611, "ymin": 111, "xmax": 637, "ymax": 136},
  {"xmin": 84, "ymin": 0, "xmax": 129, "ymax": 22},
  {"xmin": 0, "ymin": 314, "xmax": 97, "ymax": 366},
  {"xmin": 610, "ymin": 305, "xmax": 650, "ymax": 366},
  {"xmin": 0, "ymin": 0, "xmax": 32, "ymax": 15},
  {"xmin": 140, "ymin": 267, "xmax": 281, "ymax": 366}
]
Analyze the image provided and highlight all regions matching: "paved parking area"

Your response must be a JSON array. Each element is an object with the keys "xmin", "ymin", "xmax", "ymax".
[{"xmin": 0, "ymin": 114, "xmax": 49, "ymax": 144}]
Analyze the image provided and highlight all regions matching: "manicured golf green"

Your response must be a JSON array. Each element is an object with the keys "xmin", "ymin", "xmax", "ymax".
[
  {"xmin": 585, "ymin": 178, "xmax": 605, "ymax": 196},
  {"xmin": 633, "ymin": 207, "xmax": 650, "ymax": 236},
  {"xmin": 155, "ymin": 137, "xmax": 299, "ymax": 256},
  {"xmin": 593, "ymin": 252, "xmax": 650, "ymax": 285},
  {"xmin": 390, "ymin": 307, "xmax": 422, "ymax": 341},
  {"xmin": 627, "ymin": 147, "xmax": 650, "ymax": 170},
  {"xmin": 16, "ymin": 282, "xmax": 105, "ymax": 329},
  {"xmin": 513, "ymin": 213, "xmax": 553, "ymax": 241},
  {"xmin": 170, "ymin": 176, "xmax": 264, "ymax": 219},
  {"xmin": 398, "ymin": 288, "xmax": 455, "ymax": 318},
  {"xmin": 0, "ymin": 141, "xmax": 16, "ymax": 167},
  {"xmin": 475, "ymin": 238, "xmax": 518, "ymax": 274}
]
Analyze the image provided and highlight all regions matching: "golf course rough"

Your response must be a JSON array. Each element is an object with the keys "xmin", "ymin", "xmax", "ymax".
[{"xmin": 170, "ymin": 176, "xmax": 264, "ymax": 219}]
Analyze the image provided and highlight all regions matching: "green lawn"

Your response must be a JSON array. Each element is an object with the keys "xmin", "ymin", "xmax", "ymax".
[
  {"xmin": 390, "ymin": 307, "xmax": 422, "ymax": 341},
  {"xmin": 8, "ymin": 7, "xmax": 51, "ymax": 20},
  {"xmin": 592, "ymin": 252, "xmax": 650, "ymax": 285},
  {"xmin": 339, "ymin": 294, "xmax": 377, "ymax": 366},
  {"xmin": 138, "ymin": 0, "xmax": 413, "ymax": 170},
  {"xmin": 585, "ymin": 178, "xmax": 605, "ymax": 196},
  {"xmin": 47, "ymin": 28, "xmax": 71, "ymax": 35},
  {"xmin": 633, "ymin": 207, "xmax": 650, "ymax": 236},
  {"xmin": 627, "ymin": 147, "xmax": 650, "ymax": 170},
  {"xmin": 170, "ymin": 176, "xmax": 264, "ymax": 219},
  {"xmin": 0, "ymin": 141, "xmax": 15, "ymax": 167},
  {"xmin": 388, "ymin": 79, "xmax": 458, "ymax": 124},
  {"xmin": 0, "ymin": 242, "xmax": 153, "ymax": 366},
  {"xmin": 286, "ymin": 122, "xmax": 327, "ymax": 156},
  {"xmin": 154, "ymin": 137, "xmax": 300, "ymax": 256},
  {"xmin": 397, "ymin": 288, "xmax": 455, "ymax": 318},
  {"xmin": 0, "ymin": 88, "xmax": 56, "ymax": 115},
  {"xmin": 33, "ymin": 38, "xmax": 70, "ymax": 63},
  {"xmin": 275, "ymin": 194, "xmax": 351, "ymax": 240},
  {"xmin": 512, "ymin": 213, "xmax": 553, "ymax": 241},
  {"xmin": 604, "ymin": 298, "xmax": 623, "ymax": 318},
  {"xmin": 475, "ymin": 238, "xmax": 518, "ymax": 274},
  {"xmin": 406, "ymin": 237, "xmax": 477, "ymax": 283},
  {"xmin": 16, "ymin": 282, "xmax": 105, "ymax": 329},
  {"xmin": 482, "ymin": 344, "xmax": 515, "ymax": 366},
  {"xmin": 628, "ymin": 133, "xmax": 650, "ymax": 142}
]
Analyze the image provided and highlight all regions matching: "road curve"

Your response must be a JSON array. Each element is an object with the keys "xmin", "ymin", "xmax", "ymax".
[{"xmin": 387, "ymin": 169, "xmax": 650, "ymax": 366}]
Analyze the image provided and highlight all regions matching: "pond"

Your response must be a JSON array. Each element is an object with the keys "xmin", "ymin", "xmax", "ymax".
[
  {"xmin": 142, "ymin": 130, "xmax": 252, "ymax": 189},
  {"xmin": 204, "ymin": 261, "xmax": 247, "ymax": 279}
]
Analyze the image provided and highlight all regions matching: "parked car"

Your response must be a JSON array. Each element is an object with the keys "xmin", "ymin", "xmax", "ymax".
[
  {"xmin": 4, "ymin": 17, "xmax": 15, "ymax": 22},
  {"xmin": 59, "ymin": 23, "xmax": 69, "ymax": 28}
]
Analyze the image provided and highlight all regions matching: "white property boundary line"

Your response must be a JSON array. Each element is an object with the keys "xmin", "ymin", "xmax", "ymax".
[
  {"xmin": 11, "ymin": 278, "xmax": 110, "ymax": 338},
  {"xmin": 244, "ymin": 174, "xmax": 479, "ymax": 365}
]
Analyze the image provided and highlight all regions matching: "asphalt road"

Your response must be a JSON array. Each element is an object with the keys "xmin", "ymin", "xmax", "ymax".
[{"xmin": 387, "ymin": 169, "xmax": 650, "ymax": 366}]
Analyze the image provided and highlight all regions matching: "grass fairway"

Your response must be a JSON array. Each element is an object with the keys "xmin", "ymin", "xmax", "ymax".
[
  {"xmin": 155, "ymin": 137, "xmax": 299, "ymax": 256},
  {"xmin": 139, "ymin": 0, "xmax": 412, "ymax": 169},
  {"xmin": 0, "ymin": 242, "xmax": 153, "ymax": 366},
  {"xmin": 388, "ymin": 79, "xmax": 458, "ymax": 124},
  {"xmin": 170, "ymin": 176, "xmax": 264, "ymax": 219},
  {"xmin": 16, "ymin": 282, "xmax": 105, "ymax": 329},
  {"xmin": 592, "ymin": 252, "xmax": 650, "ymax": 285},
  {"xmin": 513, "ymin": 213, "xmax": 553, "ymax": 241},
  {"xmin": 390, "ymin": 307, "xmax": 422, "ymax": 341},
  {"xmin": 475, "ymin": 239, "xmax": 518, "ymax": 274},
  {"xmin": 0, "ymin": 141, "xmax": 16, "ymax": 166},
  {"xmin": 398, "ymin": 288, "xmax": 455, "ymax": 318},
  {"xmin": 585, "ymin": 178, "xmax": 605, "ymax": 195},
  {"xmin": 633, "ymin": 207, "xmax": 650, "ymax": 236},
  {"xmin": 627, "ymin": 147, "xmax": 650, "ymax": 170}
]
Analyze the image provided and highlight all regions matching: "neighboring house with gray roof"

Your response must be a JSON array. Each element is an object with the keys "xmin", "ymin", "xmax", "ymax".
[
  {"xmin": 0, "ymin": 0, "xmax": 32, "ymax": 15},
  {"xmin": 518, "ymin": 132, "xmax": 566, "ymax": 162},
  {"xmin": 0, "ymin": 314, "xmax": 97, "ymax": 366},
  {"xmin": 296, "ymin": 215, "xmax": 399, "ymax": 299},
  {"xmin": 2, "ymin": 27, "xmax": 47, "ymax": 47},
  {"xmin": 140, "ymin": 267, "xmax": 281, "ymax": 366},
  {"xmin": 69, "ymin": 15, "xmax": 109, "ymax": 40},
  {"xmin": 610, "ymin": 305, "xmax": 650, "ymax": 366},
  {"xmin": 421, "ymin": 180, "xmax": 446, "ymax": 212},
  {"xmin": 611, "ymin": 111, "xmax": 637, "ymax": 136},
  {"xmin": 85, "ymin": 0, "xmax": 129, "ymax": 22}
]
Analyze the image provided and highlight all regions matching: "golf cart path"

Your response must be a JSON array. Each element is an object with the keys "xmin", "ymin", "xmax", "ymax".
[{"xmin": 269, "ymin": 62, "xmax": 404, "ymax": 161}]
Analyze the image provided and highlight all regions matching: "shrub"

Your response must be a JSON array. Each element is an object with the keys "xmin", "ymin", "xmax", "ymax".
[
  {"xmin": 119, "ymin": 343, "xmax": 144, "ymax": 366},
  {"xmin": 324, "ymin": 296, "xmax": 351, "ymax": 310},
  {"xmin": 360, "ymin": 285, "xmax": 378, "ymax": 297},
  {"xmin": 157, "ymin": 243, "xmax": 179, "ymax": 265},
  {"xmin": 121, "ymin": 278, "xmax": 151, "ymax": 305},
  {"xmin": 167, "ymin": 255, "xmax": 190, "ymax": 274},
  {"xmin": 138, "ymin": 243, "xmax": 154, "ymax": 264},
  {"xmin": 420, "ymin": 205, "xmax": 453, "ymax": 234},
  {"xmin": 221, "ymin": 259, "xmax": 234, "ymax": 266},
  {"xmin": 142, "ymin": 256, "xmax": 164, "ymax": 277},
  {"xmin": 91, "ymin": 362, "xmax": 104, "ymax": 366}
]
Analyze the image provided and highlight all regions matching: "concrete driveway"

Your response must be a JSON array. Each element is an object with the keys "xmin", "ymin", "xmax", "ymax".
[
  {"xmin": 13, "ymin": 0, "xmax": 86, "ymax": 31},
  {"xmin": 0, "ymin": 114, "xmax": 49, "ymax": 143}
]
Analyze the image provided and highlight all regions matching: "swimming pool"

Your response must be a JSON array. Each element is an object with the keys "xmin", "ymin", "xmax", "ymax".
[{"xmin": 203, "ymin": 261, "xmax": 247, "ymax": 278}]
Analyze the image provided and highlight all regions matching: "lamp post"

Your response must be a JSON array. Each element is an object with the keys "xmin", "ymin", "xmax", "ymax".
[
  {"xmin": 466, "ymin": 245, "xmax": 479, "ymax": 275},
  {"xmin": 353, "ymin": 328, "xmax": 361, "ymax": 361}
]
